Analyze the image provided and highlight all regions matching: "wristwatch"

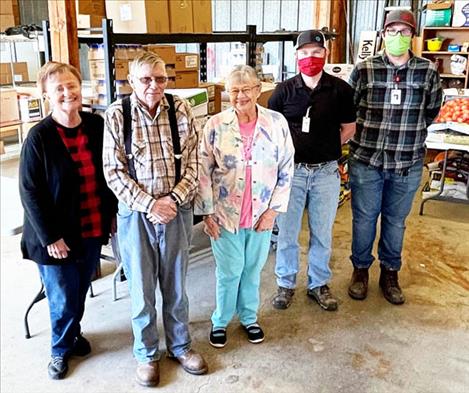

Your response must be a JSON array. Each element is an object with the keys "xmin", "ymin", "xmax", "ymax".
[{"xmin": 169, "ymin": 193, "xmax": 179, "ymax": 205}]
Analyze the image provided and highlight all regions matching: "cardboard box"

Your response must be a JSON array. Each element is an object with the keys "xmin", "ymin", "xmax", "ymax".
[
  {"xmin": 146, "ymin": 45, "xmax": 176, "ymax": 65},
  {"xmin": 175, "ymin": 71, "xmax": 199, "ymax": 88},
  {"xmin": 165, "ymin": 88, "xmax": 208, "ymax": 117},
  {"xmin": 0, "ymin": 0, "xmax": 14, "ymax": 15},
  {"xmin": 425, "ymin": 1, "xmax": 453, "ymax": 26},
  {"xmin": 18, "ymin": 96, "xmax": 42, "ymax": 122},
  {"xmin": 213, "ymin": 83, "xmax": 224, "ymax": 114},
  {"xmin": 76, "ymin": 0, "xmax": 106, "ymax": 15},
  {"xmin": 167, "ymin": 78, "xmax": 176, "ymax": 89},
  {"xmin": 192, "ymin": 0, "xmax": 212, "ymax": 33},
  {"xmin": 88, "ymin": 44, "xmax": 105, "ymax": 60},
  {"xmin": 89, "ymin": 59, "xmax": 129, "ymax": 80},
  {"xmin": 169, "ymin": 0, "xmax": 193, "ymax": 33},
  {"xmin": 0, "ymin": 62, "xmax": 29, "ymax": 84},
  {"xmin": 105, "ymin": 0, "xmax": 170, "ymax": 34},
  {"xmin": 166, "ymin": 65, "xmax": 176, "ymax": 78},
  {"xmin": 208, "ymin": 100, "xmax": 216, "ymax": 115},
  {"xmin": 0, "ymin": 88, "xmax": 19, "ymax": 123},
  {"xmin": 77, "ymin": 14, "xmax": 105, "ymax": 30},
  {"xmin": 175, "ymin": 53, "xmax": 199, "ymax": 71},
  {"xmin": 257, "ymin": 83, "xmax": 276, "ymax": 108},
  {"xmin": 199, "ymin": 82, "xmax": 215, "ymax": 100},
  {"xmin": 452, "ymin": 1, "xmax": 469, "ymax": 26},
  {"xmin": 115, "ymin": 45, "xmax": 144, "ymax": 60},
  {"xmin": 0, "ymin": 14, "xmax": 15, "ymax": 32}
]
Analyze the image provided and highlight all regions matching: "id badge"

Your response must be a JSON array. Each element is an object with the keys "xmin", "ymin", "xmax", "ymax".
[
  {"xmin": 390, "ymin": 89, "xmax": 401, "ymax": 105},
  {"xmin": 302, "ymin": 116, "xmax": 311, "ymax": 133}
]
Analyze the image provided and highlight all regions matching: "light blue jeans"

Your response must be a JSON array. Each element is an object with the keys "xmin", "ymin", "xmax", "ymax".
[
  {"xmin": 117, "ymin": 201, "xmax": 193, "ymax": 363},
  {"xmin": 211, "ymin": 228, "xmax": 272, "ymax": 328},
  {"xmin": 349, "ymin": 158, "xmax": 423, "ymax": 271},
  {"xmin": 275, "ymin": 162, "xmax": 340, "ymax": 290}
]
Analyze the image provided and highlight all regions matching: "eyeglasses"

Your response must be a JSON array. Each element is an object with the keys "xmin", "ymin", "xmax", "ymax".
[
  {"xmin": 135, "ymin": 76, "xmax": 168, "ymax": 85},
  {"xmin": 385, "ymin": 28, "xmax": 413, "ymax": 37},
  {"xmin": 228, "ymin": 85, "xmax": 260, "ymax": 96}
]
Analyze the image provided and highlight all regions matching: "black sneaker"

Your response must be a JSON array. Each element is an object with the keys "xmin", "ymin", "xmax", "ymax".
[
  {"xmin": 71, "ymin": 334, "xmax": 91, "ymax": 356},
  {"xmin": 209, "ymin": 327, "xmax": 227, "ymax": 348},
  {"xmin": 243, "ymin": 323, "xmax": 265, "ymax": 344},
  {"xmin": 48, "ymin": 356, "xmax": 68, "ymax": 380},
  {"xmin": 307, "ymin": 285, "xmax": 338, "ymax": 311},
  {"xmin": 272, "ymin": 286, "xmax": 295, "ymax": 310}
]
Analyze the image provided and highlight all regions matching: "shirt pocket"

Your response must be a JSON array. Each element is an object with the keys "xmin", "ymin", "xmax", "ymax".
[{"xmin": 401, "ymin": 82, "xmax": 428, "ymax": 109}]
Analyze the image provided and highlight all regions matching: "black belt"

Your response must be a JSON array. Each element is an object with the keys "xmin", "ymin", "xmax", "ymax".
[{"xmin": 296, "ymin": 161, "xmax": 333, "ymax": 170}]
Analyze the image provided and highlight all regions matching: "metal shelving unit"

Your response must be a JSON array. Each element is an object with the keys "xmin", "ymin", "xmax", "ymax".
[{"xmin": 43, "ymin": 19, "xmax": 312, "ymax": 107}]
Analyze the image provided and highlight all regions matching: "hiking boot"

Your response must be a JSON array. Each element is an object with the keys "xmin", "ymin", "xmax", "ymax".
[
  {"xmin": 209, "ymin": 327, "xmax": 227, "ymax": 348},
  {"xmin": 307, "ymin": 285, "xmax": 338, "ymax": 311},
  {"xmin": 70, "ymin": 334, "xmax": 91, "ymax": 356},
  {"xmin": 48, "ymin": 356, "xmax": 68, "ymax": 380},
  {"xmin": 136, "ymin": 361, "xmax": 160, "ymax": 387},
  {"xmin": 272, "ymin": 286, "xmax": 295, "ymax": 309},
  {"xmin": 243, "ymin": 323, "xmax": 265, "ymax": 344},
  {"xmin": 379, "ymin": 266, "xmax": 405, "ymax": 305},
  {"xmin": 348, "ymin": 267, "xmax": 369, "ymax": 300},
  {"xmin": 169, "ymin": 349, "xmax": 208, "ymax": 375}
]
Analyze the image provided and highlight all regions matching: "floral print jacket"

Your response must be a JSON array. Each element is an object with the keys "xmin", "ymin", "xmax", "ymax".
[{"xmin": 195, "ymin": 105, "xmax": 295, "ymax": 233}]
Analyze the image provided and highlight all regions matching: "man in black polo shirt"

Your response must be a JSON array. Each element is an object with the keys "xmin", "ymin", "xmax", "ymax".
[{"xmin": 269, "ymin": 30, "xmax": 356, "ymax": 311}]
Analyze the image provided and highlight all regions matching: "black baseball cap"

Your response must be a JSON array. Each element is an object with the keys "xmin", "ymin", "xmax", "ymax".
[{"xmin": 296, "ymin": 30, "xmax": 325, "ymax": 50}]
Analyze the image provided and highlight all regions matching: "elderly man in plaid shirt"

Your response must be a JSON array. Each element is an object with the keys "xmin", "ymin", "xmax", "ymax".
[
  {"xmin": 347, "ymin": 10, "xmax": 442, "ymax": 305},
  {"xmin": 103, "ymin": 52, "xmax": 207, "ymax": 387}
]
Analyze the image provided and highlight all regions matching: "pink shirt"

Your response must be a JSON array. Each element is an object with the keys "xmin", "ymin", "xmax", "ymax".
[{"xmin": 239, "ymin": 118, "xmax": 256, "ymax": 228}]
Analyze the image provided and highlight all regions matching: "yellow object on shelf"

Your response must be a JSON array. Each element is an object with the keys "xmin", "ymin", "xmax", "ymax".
[{"xmin": 426, "ymin": 37, "xmax": 444, "ymax": 51}]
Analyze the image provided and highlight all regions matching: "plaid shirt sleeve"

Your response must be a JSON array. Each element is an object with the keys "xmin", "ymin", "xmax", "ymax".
[
  {"xmin": 348, "ymin": 65, "xmax": 361, "ymax": 108},
  {"xmin": 102, "ymin": 103, "xmax": 156, "ymax": 214},
  {"xmin": 424, "ymin": 67, "xmax": 443, "ymax": 127},
  {"xmin": 171, "ymin": 99, "xmax": 200, "ymax": 205}
]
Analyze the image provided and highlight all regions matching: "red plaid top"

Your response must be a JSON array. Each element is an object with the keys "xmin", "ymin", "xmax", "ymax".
[{"xmin": 56, "ymin": 124, "xmax": 102, "ymax": 238}]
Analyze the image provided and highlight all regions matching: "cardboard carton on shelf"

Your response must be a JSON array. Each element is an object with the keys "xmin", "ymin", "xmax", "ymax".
[
  {"xmin": 77, "ymin": 14, "xmax": 106, "ymax": 31},
  {"xmin": 105, "ymin": 0, "xmax": 170, "ymax": 34},
  {"xmin": 192, "ymin": 0, "xmax": 212, "ymax": 33},
  {"xmin": 199, "ymin": 82, "xmax": 215, "ymax": 100},
  {"xmin": 169, "ymin": 0, "xmax": 193, "ymax": 33},
  {"xmin": 89, "ymin": 59, "xmax": 129, "ymax": 80},
  {"xmin": 165, "ymin": 88, "xmax": 208, "ymax": 118},
  {"xmin": 175, "ymin": 53, "xmax": 199, "ymax": 71},
  {"xmin": 0, "ymin": 88, "xmax": 19, "ymax": 123},
  {"xmin": 175, "ymin": 71, "xmax": 199, "ymax": 88},
  {"xmin": 145, "ymin": 45, "xmax": 177, "ymax": 65},
  {"xmin": 76, "ymin": 0, "xmax": 106, "ymax": 15},
  {"xmin": 0, "ymin": 14, "xmax": 15, "ymax": 32},
  {"xmin": 0, "ymin": 62, "xmax": 29, "ymax": 85}
]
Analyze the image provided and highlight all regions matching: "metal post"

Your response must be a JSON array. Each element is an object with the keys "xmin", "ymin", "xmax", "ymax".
[
  {"xmin": 246, "ymin": 25, "xmax": 257, "ymax": 68},
  {"xmin": 42, "ymin": 20, "xmax": 52, "ymax": 62},
  {"xmin": 102, "ymin": 18, "xmax": 115, "ymax": 107},
  {"xmin": 199, "ymin": 42, "xmax": 207, "ymax": 82}
]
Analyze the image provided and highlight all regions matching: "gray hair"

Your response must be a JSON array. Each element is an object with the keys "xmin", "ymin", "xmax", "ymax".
[
  {"xmin": 225, "ymin": 65, "xmax": 260, "ymax": 90},
  {"xmin": 129, "ymin": 51, "xmax": 166, "ymax": 75}
]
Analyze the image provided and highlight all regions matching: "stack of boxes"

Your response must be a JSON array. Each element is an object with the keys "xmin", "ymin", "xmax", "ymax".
[
  {"xmin": 175, "ymin": 53, "xmax": 200, "ymax": 88},
  {"xmin": 104, "ymin": 0, "xmax": 212, "ymax": 34},
  {"xmin": 0, "ymin": 62, "xmax": 29, "ymax": 85},
  {"xmin": 88, "ymin": 44, "xmax": 143, "ymax": 105}
]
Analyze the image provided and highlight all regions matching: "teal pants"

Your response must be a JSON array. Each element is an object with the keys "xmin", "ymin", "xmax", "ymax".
[{"xmin": 211, "ymin": 228, "xmax": 272, "ymax": 328}]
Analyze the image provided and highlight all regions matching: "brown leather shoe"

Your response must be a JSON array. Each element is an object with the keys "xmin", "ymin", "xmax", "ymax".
[
  {"xmin": 171, "ymin": 349, "xmax": 208, "ymax": 375},
  {"xmin": 379, "ymin": 265, "xmax": 405, "ymax": 305},
  {"xmin": 348, "ymin": 267, "xmax": 369, "ymax": 300},
  {"xmin": 135, "ymin": 361, "xmax": 160, "ymax": 387}
]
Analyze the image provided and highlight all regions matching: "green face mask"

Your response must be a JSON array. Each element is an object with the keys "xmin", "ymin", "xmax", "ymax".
[{"xmin": 384, "ymin": 35, "xmax": 412, "ymax": 56}]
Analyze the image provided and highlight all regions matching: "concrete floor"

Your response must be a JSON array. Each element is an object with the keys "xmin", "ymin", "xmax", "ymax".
[{"xmin": 1, "ymin": 157, "xmax": 469, "ymax": 393}]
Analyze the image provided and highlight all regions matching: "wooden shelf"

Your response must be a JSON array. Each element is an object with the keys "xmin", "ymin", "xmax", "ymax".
[
  {"xmin": 422, "ymin": 51, "xmax": 469, "ymax": 55},
  {"xmin": 440, "ymin": 74, "xmax": 467, "ymax": 79},
  {"xmin": 422, "ymin": 27, "xmax": 469, "ymax": 30}
]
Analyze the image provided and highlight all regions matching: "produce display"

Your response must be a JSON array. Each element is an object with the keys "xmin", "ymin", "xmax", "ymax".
[{"xmin": 434, "ymin": 97, "xmax": 469, "ymax": 124}]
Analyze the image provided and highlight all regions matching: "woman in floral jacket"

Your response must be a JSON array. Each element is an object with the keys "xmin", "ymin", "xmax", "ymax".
[{"xmin": 195, "ymin": 65, "xmax": 294, "ymax": 348}]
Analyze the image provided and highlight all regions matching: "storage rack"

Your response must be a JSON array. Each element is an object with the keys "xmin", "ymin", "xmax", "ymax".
[{"xmin": 42, "ymin": 19, "xmax": 338, "ymax": 109}]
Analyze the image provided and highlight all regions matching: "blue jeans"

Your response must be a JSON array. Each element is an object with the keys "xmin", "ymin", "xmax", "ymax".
[
  {"xmin": 117, "ymin": 201, "xmax": 193, "ymax": 363},
  {"xmin": 349, "ymin": 158, "xmax": 423, "ymax": 271},
  {"xmin": 275, "ymin": 162, "xmax": 340, "ymax": 289},
  {"xmin": 211, "ymin": 228, "xmax": 272, "ymax": 328},
  {"xmin": 37, "ymin": 238, "xmax": 101, "ymax": 357}
]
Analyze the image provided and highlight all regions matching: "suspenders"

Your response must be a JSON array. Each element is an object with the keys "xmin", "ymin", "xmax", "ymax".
[{"xmin": 122, "ymin": 94, "xmax": 181, "ymax": 183}]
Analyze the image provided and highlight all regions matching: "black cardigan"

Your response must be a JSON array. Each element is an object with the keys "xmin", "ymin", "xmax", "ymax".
[{"xmin": 19, "ymin": 112, "xmax": 117, "ymax": 265}]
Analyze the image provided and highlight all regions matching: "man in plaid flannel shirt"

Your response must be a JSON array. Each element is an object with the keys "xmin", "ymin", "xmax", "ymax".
[{"xmin": 347, "ymin": 10, "xmax": 442, "ymax": 305}]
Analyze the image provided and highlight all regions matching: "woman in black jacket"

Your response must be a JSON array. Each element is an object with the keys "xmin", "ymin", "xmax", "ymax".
[{"xmin": 19, "ymin": 62, "xmax": 117, "ymax": 380}]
